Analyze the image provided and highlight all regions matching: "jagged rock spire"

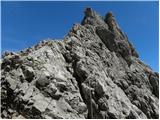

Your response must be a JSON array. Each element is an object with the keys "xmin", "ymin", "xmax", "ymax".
[
  {"xmin": 104, "ymin": 11, "xmax": 139, "ymax": 58},
  {"xmin": 104, "ymin": 11, "xmax": 124, "ymax": 38},
  {"xmin": 84, "ymin": 7, "xmax": 95, "ymax": 17},
  {"xmin": 81, "ymin": 7, "xmax": 95, "ymax": 25}
]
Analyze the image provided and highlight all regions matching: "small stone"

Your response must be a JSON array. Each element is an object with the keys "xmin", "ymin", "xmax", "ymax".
[
  {"xmin": 27, "ymin": 100, "xmax": 34, "ymax": 106},
  {"xmin": 6, "ymin": 76, "xmax": 17, "ymax": 90},
  {"xmin": 56, "ymin": 82, "xmax": 67, "ymax": 92},
  {"xmin": 36, "ymin": 76, "xmax": 50, "ymax": 88},
  {"xmin": 2, "ymin": 110, "xmax": 8, "ymax": 118},
  {"xmin": 98, "ymin": 97, "xmax": 108, "ymax": 111},
  {"xmin": 8, "ymin": 108, "xmax": 14, "ymax": 114},
  {"xmin": 11, "ymin": 112, "xmax": 19, "ymax": 118},
  {"xmin": 45, "ymin": 83, "xmax": 57, "ymax": 96},
  {"xmin": 4, "ymin": 65, "xmax": 11, "ymax": 72},
  {"xmin": 23, "ymin": 66, "xmax": 35, "ymax": 82},
  {"xmin": 19, "ymin": 74, "xmax": 25, "ymax": 83},
  {"xmin": 132, "ymin": 100, "xmax": 141, "ymax": 108},
  {"xmin": 51, "ymin": 94, "xmax": 62, "ymax": 100},
  {"xmin": 63, "ymin": 53, "xmax": 73, "ymax": 63},
  {"xmin": 32, "ymin": 99, "xmax": 49, "ymax": 113},
  {"xmin": 77, "ymin": 102, "xmax": 87, "ymax": 114},
  {"xmin": 16, "ymin": 115, "xmax": 25, "ymax": 119}
]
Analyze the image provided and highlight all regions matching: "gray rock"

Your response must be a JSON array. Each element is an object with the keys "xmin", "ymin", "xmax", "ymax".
[
  {"xmin": 56, "ymin": 82, "xmax": 68, "ymax": 92},
  {"xmin": 6, "ymin": 76, "xmax": 18, "ymax": 90},
  {"xmin": 149, "ymin": 73, "xmax": 159, "ymax": 97},
  {"xmin": 32, "ymin": 99, "xmax": 49, "ymax": 113},
  {"xmin": 22, "ymin": 66, "xmax": 35, "ymax": 82},
  {"xmin": 44, "ymin": 83, "xmax": 57, "ymax": 96},
  {"xmin": 2, "ymin": 110, "xmax": 8, "ymax": 118},
  {"xmin": 1, "ymin": 8, "xmax": 158, "ymax": 119},
  {"xmin": 36, "ymin": 75, "xmax": 50, "ymax": 88}
]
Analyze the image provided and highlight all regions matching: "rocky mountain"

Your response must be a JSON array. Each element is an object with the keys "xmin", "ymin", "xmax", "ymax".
[{"xmin": 1, "ymin": 8, "xmax": 159, "ymax": 119}]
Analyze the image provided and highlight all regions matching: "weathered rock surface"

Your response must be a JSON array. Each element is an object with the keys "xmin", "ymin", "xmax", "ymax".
[{"xmin": 1, "ymin": 8, "xmax": 159, "ymax": 119}]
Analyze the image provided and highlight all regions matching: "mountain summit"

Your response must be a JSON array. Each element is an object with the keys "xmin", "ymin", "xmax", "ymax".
[{"xmin": 1, "ymin": 8, "xmax": 159, "ymax": 119}]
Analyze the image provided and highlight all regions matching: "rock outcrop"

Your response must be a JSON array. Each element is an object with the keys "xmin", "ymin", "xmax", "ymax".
[{"xmin": 1, "ymin": 8, "xmax": 159, "ymax": 119}]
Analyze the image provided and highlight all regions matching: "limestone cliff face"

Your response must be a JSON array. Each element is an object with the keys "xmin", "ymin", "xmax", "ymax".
[{"xmin": 1, "ymin": 8, "xmax": 159, "ymax": 119}]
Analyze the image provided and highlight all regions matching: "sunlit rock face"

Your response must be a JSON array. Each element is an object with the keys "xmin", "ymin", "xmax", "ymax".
[{"xmin": 1, "ymin": 8, "xmax": 158, "ymax": 119}]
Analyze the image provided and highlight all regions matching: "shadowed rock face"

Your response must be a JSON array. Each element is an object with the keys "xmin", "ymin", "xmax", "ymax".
[{"xmin": 1, "ymin": 8, "xmax": 159, "ymax": 119}]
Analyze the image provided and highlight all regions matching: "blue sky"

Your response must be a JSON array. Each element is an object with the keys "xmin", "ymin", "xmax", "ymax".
[{"xmin": 1, "ymin": 1, "xmax": 159, "ymax": 72}]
